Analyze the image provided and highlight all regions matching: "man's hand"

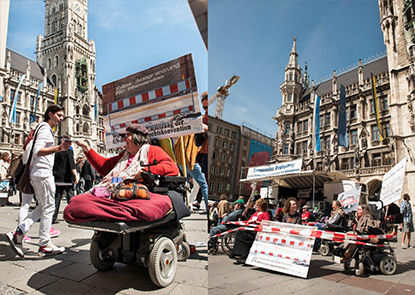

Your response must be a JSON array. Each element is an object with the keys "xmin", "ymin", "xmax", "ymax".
[{"xmin": 76, "ymin": 141, "xmax": 90, "ymax": 153}]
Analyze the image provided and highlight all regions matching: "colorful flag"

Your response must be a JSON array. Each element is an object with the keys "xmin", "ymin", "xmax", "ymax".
[
  {"xmin": 312, "ymin": 93, "xmax": 321, "ymax": 152},
  {"xmin": 338, "ymin": 84, "xmax": 348, "ymax": 147},
  {"xmin": 9, "ymin": 74, "xmax": 26, "ymax": 124},
  {"xmin": 30, "ymin": 82, "xmax": 43, "ymax": 124},
  {"xmin": 54, "ymin": 88, "xmax": 58, "ymax": 104},
  {"xmin": 371, "ymin": 73, "xmax": 385, "ymax": 141}
]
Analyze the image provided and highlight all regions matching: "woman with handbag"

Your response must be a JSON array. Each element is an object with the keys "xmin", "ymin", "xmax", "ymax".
[{"xmin": 6, "ymin": 105, "xmax": 71, "ymax": 258}]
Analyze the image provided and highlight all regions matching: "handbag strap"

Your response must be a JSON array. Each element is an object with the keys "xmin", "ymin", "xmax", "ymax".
[{"xmin": 26, "ymin": 123, "xmax": 44, "ymax": 167}]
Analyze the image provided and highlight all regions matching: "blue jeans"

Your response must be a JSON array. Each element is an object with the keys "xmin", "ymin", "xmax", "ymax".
[
  {"xmin": 208, "ymin": 224, "xmax": 227, "ymax": 249},
  {"xmin": 179, "ymin": 163, "xmax": 208, "ymax": 211}
]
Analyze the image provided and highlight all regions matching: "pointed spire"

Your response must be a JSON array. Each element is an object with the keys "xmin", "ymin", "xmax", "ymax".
[{"xmin": 288, "ymin": 37, "xmax": 298, "ymax": 67}]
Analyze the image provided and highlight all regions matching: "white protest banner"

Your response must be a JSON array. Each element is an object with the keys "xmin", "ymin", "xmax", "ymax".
[
  {"xmin": 246, "ymin": 221, "xmax": 315, "ymax": 278},
  {"xmin": 246, "ymin": 159, "xmax": 302, "ymax": 180},
  {"xmin": 338, "ymin": 186, "xmax": 361, "ymax": 213},
  {"xmin": 102, "ymin": 54, "xmax": 204, "ymax": 149},
  {"xmin": 380, "ymin": 158, "xmax": 407, "ymax": 206}
]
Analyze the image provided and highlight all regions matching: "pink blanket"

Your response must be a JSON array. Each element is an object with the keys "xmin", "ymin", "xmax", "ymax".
[{"xmin": 64, "ymin": 192, "xmax": 173, "ymax": 223}]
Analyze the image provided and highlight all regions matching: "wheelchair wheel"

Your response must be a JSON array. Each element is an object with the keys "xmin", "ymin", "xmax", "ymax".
[
  {"xmin": 221, "ymin": 231, "xmax": 237, "ymax": 257},
  {"xmin": 380, "ymin": 254, "xmax": 397, "ymax": 275},
  {"xmin": 177, "ymin": 241, "xmax": 191, "ymax": 262},
  {"xmin": 149, "ymin": 237, "xmax": 177, "ymax": 287},
  {"xmin": 319, "ymin": 244, "xmax": 330, "ymax": 256},
  {"xmin": 90, "ymin": 239, "xmax": 115, "ymax": 271},
  {"xmin": 355, "ymin": 261, "xmax": 365, "ymax": 277}
]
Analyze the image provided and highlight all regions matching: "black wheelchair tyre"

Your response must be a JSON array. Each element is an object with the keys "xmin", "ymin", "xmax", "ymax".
[
  {"xmin": 319, "ymin": 244, "xmax": 331, "ymax": 256},
  {"xmin": 90, "ymin": 239, "xmax": 115, "ymax": 271},
  {"xmin": 221, "ymin": 231, "xmax": 237, "ymax": 257}
]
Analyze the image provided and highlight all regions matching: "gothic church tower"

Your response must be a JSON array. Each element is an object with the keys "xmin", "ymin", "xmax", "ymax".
[
  {"xmin": 275, "ymin": 38, "xmax": 304, "ymax": 159},
  {"xmin": 36, "ymin": 0, "xmax": 98, "ymax": 143},
  {"xmin": 379, "ymin": 0, "xmax": 415, "ymax": 194}
]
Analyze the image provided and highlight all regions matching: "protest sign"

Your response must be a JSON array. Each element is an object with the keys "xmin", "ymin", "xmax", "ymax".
[
  {"xmin": 380, "ymin": 158, "xmax": 406, "ymax": 206},
  {"xmin": 246, "ymin": 221, "xmax": 315, "ymax": 278},
  {"xmin": 102, "ymin": 54, "xmax": 203, "ymax": 149},
  {"xmin": 338, "ymin": 186, "xmax": 361, "ymax": 213},
  {"xmin": 246, "ymin": 159, "xmax": 302, "ymax": 180}
]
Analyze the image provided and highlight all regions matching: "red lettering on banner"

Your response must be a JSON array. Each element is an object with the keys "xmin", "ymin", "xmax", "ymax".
[
  {"xmin": 265, "ymin": 237, "xmax": 270, "ymax": 241},
  {"xmin": 142, "ymin": 93, "xmax": 149, "ymax": 102},
  {"xmin": 144, "ymin": 117, "xmax": 151, "ymax": 122},
  {"xmin": 290, "ymin": 241, "xmax": 295, "ymax": 246},
  {"xmin": 269, "ymin": 252, "xmax": 273, "ymax": 256},
  {"xmin": 158, "ymin": 113, "xmax": 166, "ymax": 118},
  {"xmin": 170, "ymin": 84, "xmax": 178, "ymax": 93},
  {"xmin": 173, "ymin": 109, "xmax": 181, "ymax": 115},
  {"xmin": 299, "ymin": 242, "xmax": 304, "ymax": 247},
  {"xmin": 260, "ymin": 251, "xmax": 265, "ymax": 255},
  {"xmin": 281, "ymin": 239, "xmax": 286, "ymax": 244},
  {"xmin": 278, "ymin": 254, "xmax": 282, "ymax": 258},
  {"xmin": 290, "ymin": 230, "xmax": 300, "ymax": 235},
  {"xmin": 132, "ymin": 120, "xmax": 138, "ymax": 124},
  {"xmin": 189, "ymin": 105, "xmax": 194, "ymax": 111},
  {"xmin": 120, "ymin": 123, "xmax": 126, "ymax": 128},
  {"xmin": 155, "ymin": 88, "xmax": 163, "ymax": 97}
]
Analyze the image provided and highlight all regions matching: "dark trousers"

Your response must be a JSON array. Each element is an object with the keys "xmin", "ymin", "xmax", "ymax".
[
  {"xmin": 53, "ymin": 185, "xmax": 74, "ymax": 223},
  {"xmin": 231, "ymin": 230, "xmax": 257, "ymax": 260},
  {"xmin": 84, "ymin": 180, "xmax": 94, "ymax": 192}
]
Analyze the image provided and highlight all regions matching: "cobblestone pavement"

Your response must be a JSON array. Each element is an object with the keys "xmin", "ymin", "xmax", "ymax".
[{"xmin": 0, "ymin": 193, "xmax": 208, "ymax": 294}]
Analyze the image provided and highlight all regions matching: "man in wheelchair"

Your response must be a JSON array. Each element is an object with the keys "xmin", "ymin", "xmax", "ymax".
[{"xmin": 208, "ymin": 199, "xmax": 245, "ymax": 254}]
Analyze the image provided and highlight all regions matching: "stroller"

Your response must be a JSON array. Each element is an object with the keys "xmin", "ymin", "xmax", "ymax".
[
  {"xmin": 332, "ymin": 201, "xmax": 397, "ymax": 277},
  {"xmin": 65, "ymin": 171, "xmax": 191, "ymax": 287}
]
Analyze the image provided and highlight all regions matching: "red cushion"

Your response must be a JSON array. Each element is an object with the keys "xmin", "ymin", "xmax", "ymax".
[{"xmin": 64, "ymin": 192, "xmax": 172, "ymax": 223}]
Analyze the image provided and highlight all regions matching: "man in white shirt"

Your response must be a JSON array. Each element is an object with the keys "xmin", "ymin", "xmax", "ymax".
[{"xmin": 7, "ymin": 104, "xmax": 71, "ymax": 257}]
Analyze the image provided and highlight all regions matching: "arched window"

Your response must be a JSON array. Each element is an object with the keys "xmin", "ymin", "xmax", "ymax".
[
  {"xmin": 82, "ymin": 122, "xmax": 89, "ymax": 133},
  {"xmin": 51, "ymin": 5, "xmax": 56, "ymax": 14},
  {"xmin": 48, "ymin": 58, "xmax": 52, "ymax": 69},
  {"xmin": 59, "ymin": 3, "xmax": 64, "ymax": 11},
  {"xmin": 51, "ymin": 74, "xmax": 57, "ymax": 87},
  {"xmin": 76, "ymin": 123, "xmax": 80, "ymax": 133},
  {"xmin": 76, "ymin": 106, "xmax": 80, "ymax": 115},
  {"xmin": 82, "ymin": 105, "xmax": 89, "ymax": 115},
  {"xmin": 55, "ymin": 56, "xmax": 59, "ymax": 68}
]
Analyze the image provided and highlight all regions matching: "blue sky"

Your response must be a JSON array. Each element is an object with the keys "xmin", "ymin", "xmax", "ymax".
[
  {"xmin": 7, "ymin": 0, "xmax": 207, "ymax": 96},
  {"xmin": 209, "ymin": 0, "xmax": 386, "ymax": 138}
]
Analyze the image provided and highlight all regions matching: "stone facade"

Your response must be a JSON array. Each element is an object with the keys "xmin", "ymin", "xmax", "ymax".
[
  {"xmin": 273, "ymin": 37, "xmax": 393, "ymax": 198},
  {"xmin": 0, "ymin": 0, "xmax": 104, "ymax": 156}
]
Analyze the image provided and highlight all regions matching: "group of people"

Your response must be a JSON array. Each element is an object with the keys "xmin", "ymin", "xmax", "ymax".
[{"xmin": 5, "ymin": 98, "xmax": 207, "ymax": 258}]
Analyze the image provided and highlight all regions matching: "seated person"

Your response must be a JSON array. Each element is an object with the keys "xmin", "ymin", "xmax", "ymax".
[
  {"xmin": 282, "ymin": 198, "xmax": 302, "ymax": 224},
  {"xmin": 230, "ymin": 198, "xmax": 270, "ymax": 265},
  {"xmin": 208, "ymin": 199, "xmax": 245, "ymax": 251},
  {"xmin": 342, "ymin": 204, "xmax": 382, "ymax": 260},
  {"xmin": 64, "ymin": 123, "xmax": 180, "ymax": 223},
  {"xmin": 301, "ymin": 204, "xmax": 312, "ymax": 223},
  {"xmin": 317, "ymin": 200, "xmax": 344, "ymax": 230}
]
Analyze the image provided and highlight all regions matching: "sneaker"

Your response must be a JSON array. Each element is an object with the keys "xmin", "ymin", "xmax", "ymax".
[
  {"xmin": 38, "ymin": 243, "xmax": 64, "ymax": 256},
  {"xmin": 50, "ymin": 227, "xmax": 61, "ymax": 238},
  {"xmin": 23, "ymin": 235, "xmax": 31, "ymax": 242},
  {"xmin": 5, "ymin": 231, "xmax": 24, "ymax": 258},
  {"xmin": 192, "ymin": 202, "xmax": 201, "ymax": 209}
]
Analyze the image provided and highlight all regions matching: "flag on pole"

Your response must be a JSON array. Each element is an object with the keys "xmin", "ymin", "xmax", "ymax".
[
  {"xmin": 371, "ymin": 73, "xmax": 385, "ymax": 141},
  {"xmin": 54, "ymin": 88, "xmax": 58, "ymax": 104},
  {"xmin": 30, "ymin": 82, "xmax": 43, "ymax": 124},
  {"xmin": 312, "ymin": 93, "xmax": 321, "ymax": 152},
  {"xmin": 338, "ymin": 84, "xmax": 348, "ymax": 147},
  {"xmin": 9, "ymin": 74, "xmax": 26, "ymax": 124}
]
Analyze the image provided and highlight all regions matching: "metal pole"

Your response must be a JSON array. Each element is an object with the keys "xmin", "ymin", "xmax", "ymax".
[{"xmin": 312, "ymin": 169, "xmax": 315, "ymax": 209}]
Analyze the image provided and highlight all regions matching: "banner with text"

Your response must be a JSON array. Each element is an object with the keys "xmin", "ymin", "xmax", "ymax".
[
  {"xmin": 380, "ymin": 158, "xmax": 407, "ymax": 206},
  {"xmin": 338, "ymin": 186, "xmax": 361, "ymax": 213},
  {"xmin": 246, "ymin": 159, "xmax": 302, "ymax": 180},
  {"xmin": 102, "ymin": 54, "xmax": 203, "ymax": 149},
  {"xmin": 246, "ymin": 221, "xmax": 315, "ymax": 278}
]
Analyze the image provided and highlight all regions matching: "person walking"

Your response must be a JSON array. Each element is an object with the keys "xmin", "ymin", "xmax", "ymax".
[
  {"xmin": 81, "ymin": 158, "xmax": 96, "ymax": 192},
  {"xmin": 6, "ymin": 104, "xmax": 71, "ymax": 257},
  {"xmin": 400, "ymin": 193, "xmax": 414, "ymax": 249},
  {"xmin": 52, "ymin": 136, "xmax": 78, "ymax": 224}
]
